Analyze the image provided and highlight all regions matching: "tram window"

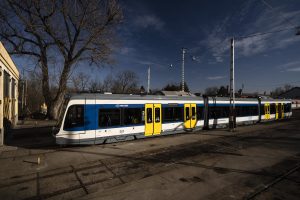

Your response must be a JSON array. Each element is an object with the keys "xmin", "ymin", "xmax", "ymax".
[
  {"xmin": 185, "ymin": 107, "xmax": 190, "ymax": 120},
  {"xmin": 287, "ymin": 103, "xmax": 292, "ymax": 112},
  {"xmin": 284, "ymin": 103, "xmax": 291, "ymax": 112},
  {"xmin": 163, "ymin": 107, "xmax": 183, "ymax": 122},
  {"xmin": 191, "ymin": 107, "xmax": 196, "ymax": 119},
  {"xmin": 197, "ymin": 107, "xmax": 203, "ymax": 120},
  {"xmin": 147, "ymin": 108, "xmax": 152, "ymax": 123},
  {"xmin": 64, "ymin": 105, "xmax": 84, "ymax": 129},
  {"xmin": 210, "ymin": 106, "xmax": 229, "ymax": 119},
  {"xmin": 209, "ymin": 107, "xmax": 216, "ymax": 119},
  {"xmin": 236, "ymin": 106, "xmax": 257, "ymax": 117},
  {"xmin": 155, "ymin": 108, "xmax": 160, "ymax": 122},
  {"xmin": 260, "ymin": 105, "xmax": 265, "ymax": 115},
  {"xmin": 270, "ymin": 104, "xmax": 276, "ymax": 114},
  {"xmin": 98, "ymin": 109, "xmax": 121, "ymax": 127},
  {"xmin": 141, "ymin": 110, "xmax": 145, "ymax": 122},
  {"xmin": 123, "ymin": 108, "xmax": 142, "ymax": 125}
]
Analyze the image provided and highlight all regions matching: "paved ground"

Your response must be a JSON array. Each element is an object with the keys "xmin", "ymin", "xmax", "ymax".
[{"xmin": 0, "ymin": 111, "xmax": 300, "ymax": 200}]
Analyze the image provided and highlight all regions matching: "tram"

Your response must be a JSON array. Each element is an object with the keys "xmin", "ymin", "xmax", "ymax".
[{"xmin": 54, "ymin": 94, "xmax": 292, "ymax": 145}]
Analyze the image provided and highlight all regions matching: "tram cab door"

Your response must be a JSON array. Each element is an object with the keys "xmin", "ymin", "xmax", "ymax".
[
  {"xmin": 264, "ymin": 103, "xmax": 270, "ymax": 120},
  {"xmin": 281, "ymin": 103, "xmax": 284, "ymax": 119},
  {"xmin": 184, "ymin": 104, "xmax": 197, "ymax": 129},
  {"xmin": 275, "ymin": 103, "xmax": 279, "ymax": 120},
  {"xmin": 145, "ymin": 104, "xmax": 162, "ymax": 136},
  {"xmin": 278, "ymin": 103, "xmax": 282, "ymax": 119}
]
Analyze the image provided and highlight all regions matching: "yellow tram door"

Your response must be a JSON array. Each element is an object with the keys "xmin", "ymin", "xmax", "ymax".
[
  {"xmin": 191, "ymin": 104, "xmax": 197, "ymax": 128},
  {"xmin": 275, "ymin": 103, "xmax": 279, "ymax": 120},
  {"xmin": 145, "ymin": 104, "xmax": 162, "ymax": 136},
  {"xmin": 264, "ymin": 103, "xmax": 270, "ymax": 119},
  {"xmin": 268, "ymin": 104, "xmax": 271, "ymax": 119},
  {"xmin": 153, "ymin": 104, "xmax": 162, "ymax": 135},
  {"xmin": 281, "ymin": 103, "xmax": 284, "ymax": 119},
  {"xmin": 184, "ymin": 104, "xmax": 197, "ymax": 129}
]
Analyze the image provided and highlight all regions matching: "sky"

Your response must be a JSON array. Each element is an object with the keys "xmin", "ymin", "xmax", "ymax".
[{"xmin": 15, "ymin": 0, "xmax": 300, "ymax": 93}]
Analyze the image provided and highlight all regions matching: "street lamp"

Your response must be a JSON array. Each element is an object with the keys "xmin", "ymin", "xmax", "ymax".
[
  {"xmin": 181, "ymin": 48, "xmax": 186, "ymax": 92},
  {"xmin": 229, "ymin": 38, "xmax": 235, "ymax": 131}
]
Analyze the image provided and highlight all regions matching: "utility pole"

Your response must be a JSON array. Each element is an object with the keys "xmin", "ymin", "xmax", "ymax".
[
  {"xmin": 229, "ymin": 38, "xmax": 236, "ymax": 131},
  {"xmin": 147, "ymin": 66, "xmax": 150, "ymax": 94},
  {"xmin": 181, "ymin": 48, "xmax": 186, "ymax": 92}
]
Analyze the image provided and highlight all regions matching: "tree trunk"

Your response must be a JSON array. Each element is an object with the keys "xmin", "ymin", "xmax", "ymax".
[
  {"xmin": 48, "ymin": 63, "xmax": 71, "ymax": 119},
  {"xmin": 47, "ymin": 92, "xmax": 65, "ymax": 120}
]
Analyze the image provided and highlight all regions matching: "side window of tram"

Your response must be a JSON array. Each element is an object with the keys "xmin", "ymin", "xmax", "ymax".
[
  {"xmin": 197, "ymin": 107, "xmax": 203, "ymax": 120},
  {"xmin": 64, "ymin": 105, "xmax": 84, "ymax": 129},
  {"xmin": 191, "ymin": 107, "xmax": 196, "ymax": 119},
  {"xmin": 123, "ymin": 108, "xmax": 143, "ymax": 125},
  {"xmin": 185, "ymin": 107, "xmax": 190, "ymax": 120},
  {"xmin": 270, "ymin": 104, "xmax": 276, "ymax": 114},
  {"xmin": 155, "ymin": 108, "xmax": 160, "ymax": 122},
  {"xmin": 163, "ymin": 107, "xmax": 183, "ymax": 122},
  {"xmin": 147, "ymin": 108, "xmax": 152, "ymax": 123},
  {"xmin": 98, "ymin": 109, "xmax": 121, "ymax": 127}
]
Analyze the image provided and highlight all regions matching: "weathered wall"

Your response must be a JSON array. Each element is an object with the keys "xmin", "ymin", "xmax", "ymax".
[{"xmin": 0, "ymin": 42, "xmax": 19, "ymax": 146}]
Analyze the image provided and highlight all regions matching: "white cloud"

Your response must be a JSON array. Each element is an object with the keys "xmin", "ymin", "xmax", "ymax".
[
  {"xmin": 207, "ymin": 76, "xmax": 226, "ymax": 80},
  {"xmin": 134, "ymin": 15, "xmax": 164, "ymax": 31},
  {"xmin": 279, "ymin": 61, "xmax": 300, "ymax": 69},
  {"xmin": 277, "ymin": 61, "xmax": 300, "ymax": 72},
  {"xmin": 234, "ymin": 7, "xmax": 300, "ymax": 57},
  {"xmin": 193, "ymin": 4, "xmax": 300, "ymax": 62},
  {"xmin": 286, "ymin": 67, "xmax": 300, "ymax": 72},
  {"xmin": 120, "ymin": 47, "xmax": 135, "ymax": 55}
]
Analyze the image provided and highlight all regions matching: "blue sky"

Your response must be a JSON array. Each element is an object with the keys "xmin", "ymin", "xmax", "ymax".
[{"xmin": 15, "ymin": 0, "xmax": 300, "ymax": 93}]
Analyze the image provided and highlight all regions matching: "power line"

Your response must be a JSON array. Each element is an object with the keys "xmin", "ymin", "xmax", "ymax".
[
  {"xmin": 246, "ymin": 80, "xmax": 300, "ymax": 87},
  {"xmin": 260, "ymin": 0, "xmax": 296, "ymax": 27},
  {"xmin": 236, "ymin": 25, "xmax": 299, "ymax": 39}
]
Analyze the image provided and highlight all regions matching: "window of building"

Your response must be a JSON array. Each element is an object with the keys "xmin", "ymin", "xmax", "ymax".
[
  {"xmin": 4, "ymin": 71, "xmax": 10, "ymax": 98},
  {"xmin": 11, "ymin": 78, "xmax": 15, "ymax": 98},
  {"xmin": 98, "ymin": 108, "xmax": 121, "ymax": 127},
  {"xmin": 123, "ymin": 108, "xmax": 143, "ymax": 125},
  {"xmin": 64, "ymin": 105, "xmax": 84, "ymax": 129}
]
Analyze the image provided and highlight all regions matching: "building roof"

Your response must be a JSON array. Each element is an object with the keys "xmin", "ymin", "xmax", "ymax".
[
  {"xmin": 0, "ymin": 42, "xmax": 19, "ymax": 79},
  {"xmin": 278, "ymin": 87, "xmax": 300, "ymax": 99}
]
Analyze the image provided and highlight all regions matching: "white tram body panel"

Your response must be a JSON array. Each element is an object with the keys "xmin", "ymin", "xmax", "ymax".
[{"xmin": 55, "ymin": 94, "xmax": 292, "ymax": 145}]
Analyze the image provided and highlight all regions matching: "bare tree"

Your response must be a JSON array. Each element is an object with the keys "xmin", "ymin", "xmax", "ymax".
[
  {"xmin": 283, "ymin": 84, "xmax": 292, "ymax": 92},
  {"xmin": 72, "ymin": 72, "xmax": 90, "ymax": 92},
  {"xmin": 204, "ymin": 86, "xmax": 218, "ymax": 96},
  {"xmin": 102, "ymin": 74, "xmax": 114, "ymax": 92},
  {"xmin": 162, "ymin": 82, "xmax": 189, "ymax": 92},
  {"xmin": 0, "ymin": 0, "xmax": 122, "ymax": 119},
  {"xmin": 24, "ymin": 71, "xmax": 44, "ymax": 113},
  {"xmin": 89, "ymin": 79, "xmax": 103, "ymax": 93},
  {"xmin": 270, "ymin": 84, "xmax": 294, "ymax": 98},
  {"xmin": 112, "ymin": 70, "xmax": 139, "ymax": 93}
]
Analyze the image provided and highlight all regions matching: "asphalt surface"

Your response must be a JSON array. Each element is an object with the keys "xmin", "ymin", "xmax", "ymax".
[{"xmin": 0, "ymin": 110, "xmax": 300, "ymax": 200}]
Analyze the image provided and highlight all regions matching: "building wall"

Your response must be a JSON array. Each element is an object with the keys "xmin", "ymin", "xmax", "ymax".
[{"xmin": 0, "ymin": 42, "xmax": 19, "ymax": 146}]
